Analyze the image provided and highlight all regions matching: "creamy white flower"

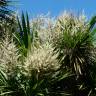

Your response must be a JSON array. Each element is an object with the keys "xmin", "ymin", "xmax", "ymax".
[
  {"xmin": 0, "ymin": 37, "xmax": 21, "ymax": 75},
  {"xmin": 24, "ymin": 44, "xmax": 59, "ymax": 75}
]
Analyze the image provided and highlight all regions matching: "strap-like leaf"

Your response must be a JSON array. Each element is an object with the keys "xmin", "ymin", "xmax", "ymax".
[
  {"xmin": 22, "ymin": 12, "xmax": 28, "ymax": 48},
  {"xmin": 89, "ymin": 16, "xmax": 96, "ymax": 30}
]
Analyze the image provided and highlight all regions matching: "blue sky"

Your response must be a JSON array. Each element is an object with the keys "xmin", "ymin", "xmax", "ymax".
[{"xmin": 15, "ymin": 0, "xmax": 96, "ymax": 19}]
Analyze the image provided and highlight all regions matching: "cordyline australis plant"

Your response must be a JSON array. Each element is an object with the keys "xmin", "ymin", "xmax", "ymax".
[
  {"xmin": 0, "ymin": 36, "xmax": 22, "ymax": 96},
  {"xmin": 0, "ymin": 36, "xmax": 49, "ymax": 96},
  {"xmin": 53, "ymin": 11, "xmax": 91, "ymax": 75},
  {"xmin": 52, "ymin": 11, "xmax": 96, "ymax": 95},
  {"xmin": 22, "ymin": 44, "xmax": 68, "ymax": 96}
]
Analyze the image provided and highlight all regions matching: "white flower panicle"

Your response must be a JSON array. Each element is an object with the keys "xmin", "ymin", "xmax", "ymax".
[
  {"xmin": 0, "ymin": 38, "xmax": 20, "ymax": 75},
  {"xmin": 24, "ymin": 44, "xmax": 59, "ymax": 75}
]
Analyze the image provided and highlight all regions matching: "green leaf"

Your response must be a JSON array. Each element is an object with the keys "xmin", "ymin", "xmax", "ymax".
[
  {"xmin": 22, "ymin": 12, "xmax": 28, "ymax": 49},
  {"xmin": 89, "ymin": 16, "xmax": 96, "ymax": 30}
]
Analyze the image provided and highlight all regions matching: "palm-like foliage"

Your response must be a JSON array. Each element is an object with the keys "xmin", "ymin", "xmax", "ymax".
[
  {"xmin": 0, "ymin": 65, "xmax": 48, "ymax": 96},
  {"xmin": 14, "ymin": 12, "xmax": 39, "ymax": 56},
  {"xmin": 0, "ymin": 0, "xmax": 14, "ymax": 21},
  {"xmin": 0, "ymin": 0, "xmax": 17, "ymax": 39},
  {"xmin": 53, "ymin": 13, "xmax": 90, "ymax": 75},
  {"xmin": 0, "ymin": 37, "xmax": 48, "ymax": 96},
  {"xmin": 0, "ymin": 69, "xmax": 15, "ymax": 96},
  {"xmin": 52, "ymin": 12, "xmax": 96, "ymax": 95}
]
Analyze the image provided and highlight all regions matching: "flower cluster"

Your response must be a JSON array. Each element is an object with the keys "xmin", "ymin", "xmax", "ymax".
[
  {"xmin": 0, "ymin": 37, "xmax": 20, "ymax": 75},
  {"xmin": 24, "ymin": 44, "xmax": 59, "ymax": 75}
]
